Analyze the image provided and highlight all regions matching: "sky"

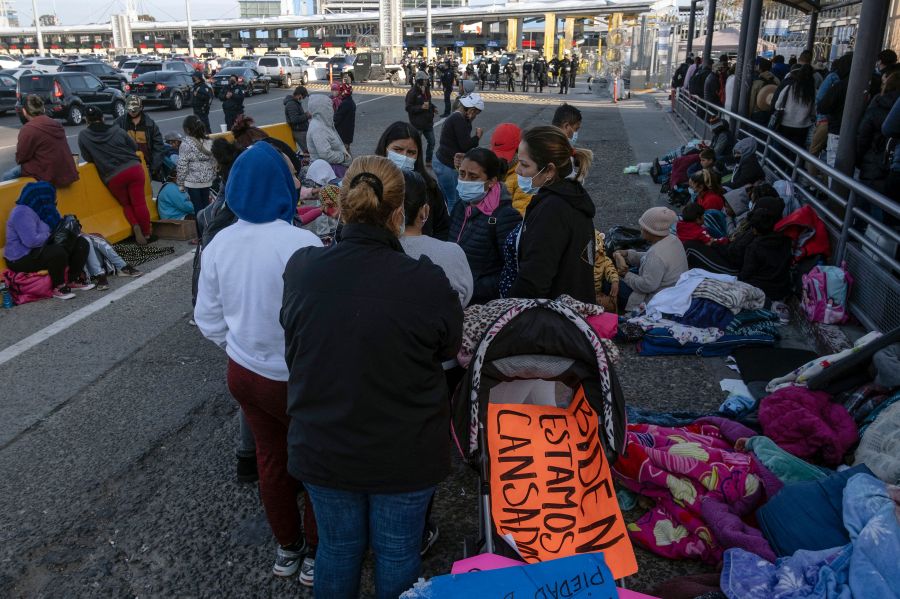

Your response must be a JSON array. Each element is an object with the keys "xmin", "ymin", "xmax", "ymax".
[{"xmin": 8, "ymin": 0, "xmax": 503, "ymax": 26}]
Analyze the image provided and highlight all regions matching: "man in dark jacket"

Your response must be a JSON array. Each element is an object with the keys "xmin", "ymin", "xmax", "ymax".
[
  {"xmin": 114, "ymin": 95, "xmax": 166, "ymax": 181},
  {"xmin": 689, "ymin": 61, "xmax": 710, "ymax": 97},
  {"xmin": 220, "ymin": 76, "xmax": 245, "ymax": 131},
  {"xmin": 509, "ymin": 178, "xmax": 596, "ymax": 303},
  {"xmin": 559, "ymin": 56, "xmax": 571, "ymax": 94},
  {"xmin": 5, "ymin": 94, "xmax": 79, "ymax": 187},
  {"xmin": 704, "ymin": 63, "xmax": 723, "ymax": 107},
  {"xmin": 191, "ymin": 72, "xmax": 213, "ymax": 133},
  {"xmin": 406, "ymin": 72, "xmax": 438, "ymax": 164},
  {"xmin": 439, "ymin": 62, "xmax": 456, "ymax": 117},
  {"xmin": 284, "ymin": 85, "xmax": 311, "ymax": 153}
]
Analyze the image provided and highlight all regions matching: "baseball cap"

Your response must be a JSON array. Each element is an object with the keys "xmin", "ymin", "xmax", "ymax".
[
  {"xmin": 490, "ymin": 123, "xmax": 521, "ymax": 162},
  {"xmin": 126, "ymin": 95, "xmax": 142, "ymax": 112},
  {"xmin": 459, "ymin": 93, "xmax": 484, "ymax": 111}
]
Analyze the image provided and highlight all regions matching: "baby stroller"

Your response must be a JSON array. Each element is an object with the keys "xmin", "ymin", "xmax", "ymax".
[{"xmin": 451, "ymin": 298, "xmax": 636, "ymax": 579}]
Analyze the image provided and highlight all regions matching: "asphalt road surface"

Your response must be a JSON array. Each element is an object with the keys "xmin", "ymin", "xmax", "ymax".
[{"xmin": 2, "ymin": 81, "xmax": 641, "ymax": 598}]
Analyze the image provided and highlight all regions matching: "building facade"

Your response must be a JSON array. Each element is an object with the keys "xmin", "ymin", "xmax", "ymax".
[{"xmin": 238, "ymin": 0, "xmax": 294, "ymax": 18}]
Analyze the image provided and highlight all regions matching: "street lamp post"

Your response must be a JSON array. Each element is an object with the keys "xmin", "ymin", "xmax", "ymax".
[
  {"xmin": 185, "ymin": 0, "xmax": 195, "ymax": 56},
  {"xmin": 426, "ymin": 0, "xmax": 433, "ymax": 59},
  {"xmin": 32, "ymin": 0, "xmax": 45, "ymax": 55}
]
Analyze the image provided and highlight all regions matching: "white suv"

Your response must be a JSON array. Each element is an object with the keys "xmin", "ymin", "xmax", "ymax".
[
  {"xmin": 19, "ymin": 56, "xmax": 65, "ymax": 73},
  {"xmin": 256, "ymin": 54, "xmax": 308, "ymax": 87}
]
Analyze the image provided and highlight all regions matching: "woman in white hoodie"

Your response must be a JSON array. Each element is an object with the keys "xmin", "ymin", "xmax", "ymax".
[
  {"xmin": 306, "ymin": 94, "xmax": 351, "ymax": 176},
  {"xmin": 194, "ymin": 141, "xmax": 322, "ymax": 585}
]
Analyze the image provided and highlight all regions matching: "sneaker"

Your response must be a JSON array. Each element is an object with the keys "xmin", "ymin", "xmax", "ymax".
[
  {"xmin": 93, "ymin": 275, "xmax": 109, "ymax": 291},
  {"xmin": 420, "ymin": 521, "xmax": 439, "ymax": 556},
  {"xmin": 298, "ymin": 554, "xmax": 315, "ymax": 587},
  {"xmin": 68, "ymin": 281, "xmax": 95, "ymax": 291},
  {"xmin": 119, "ymin": 265, "xmax": 143, "ymax": 277},
  {"xmin": 53, "ymin": 286, "xmax": 75, "ymax": 300},
  {"xmin": 236, "ymin": 455, "xmax": 258, "ymax": 483},
  {"xmin": 273, "ymin": 540, "xmax": 307, "ymax": 577},
  {"xmin": 187, "ymin": 319, "xmax": 197, "ymax": 327}
]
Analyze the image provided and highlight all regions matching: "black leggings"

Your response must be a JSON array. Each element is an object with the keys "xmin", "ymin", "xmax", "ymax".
[{"xmin": 6, "ymin": 238, "xmax": 90, "ymax": 287}]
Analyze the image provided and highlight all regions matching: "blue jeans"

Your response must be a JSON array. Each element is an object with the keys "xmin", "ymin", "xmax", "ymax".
[
  {"xmin": 432, "ymin": 158, "xmax": 458, "ymax": 214},
  {"xmin": 2, "ymin": 164, "xmax": 22, "ymax": 181},
  {"xmin": 305, "ymin": 483, "xmax": 435, "ymax": 599},
  {"xmin": 419, "ymin": 127, "xmax": 435, "ymax": 164}
]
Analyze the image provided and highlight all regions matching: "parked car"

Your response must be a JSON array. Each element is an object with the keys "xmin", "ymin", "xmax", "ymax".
[
  {"xmin": 212, "ymin": 67, "xmax": 271, "ymax": 96},
  {"xmin": 0, "ymin": 68, "xmax": 42, "ymax": 80},
  {"xmin": 0, "ymin": 72, "xmax": 17, "ymax": 114},
  {"xmin": 120, "ymin": 59, "xmax": 142, "ymax": 78},
  {"xmin": 130, "ymin": 71, "xmax": 196, "ymax": 110},
  {"xmin": 327, "ymin": 55, "xmax": 356, "ymax": 80},
  {"xmin": 255, "ymin": 54, "xmax": 310, "ymax": 87},
  {"xmin": 15, "ymin": 72, "xmax": 126, "ymax": 125},
  {"xmin": 221, "ymin": 59, "xmax": 257, "ymax": 69},
  {"xmin": 171, "ymin": 55, "xmax": 204, "ymax": 72},
  {"xmin": 59, "ymin": 61, "xmax": 130, "ymax": 92},
  {"xmin": 130, "ymin": 60, "xmax": 193, "ymax": 80},
  {"xmin": 0, "ymin": 54, "xmax": 20, "ymax": 69},
  {"xmin": 311, "ymin": 56, "xmax": 331, "ymax": 80},
  {"xmin": 291, "ymin": 57, "xmax": 318, "ymax": 83},
  {"xmin": 18, "ymin": 56, "xmax": 65, "ymax": 73}
]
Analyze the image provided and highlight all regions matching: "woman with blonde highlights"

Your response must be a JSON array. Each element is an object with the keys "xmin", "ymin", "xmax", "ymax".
[
  {"xmin": 509, "ymin": 125, "xmax": 597, "ymax": 302},
  {"xmin": 281, "ymin": 155, "xmax": 463, "ymax": 599}
]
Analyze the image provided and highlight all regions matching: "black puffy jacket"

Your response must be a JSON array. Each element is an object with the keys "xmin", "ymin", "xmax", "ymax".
[
  {"xmin": 739, "ymin": 232, "xmax": 793, "ymax": 299},
  {"xmin": 448, "ymin": 185, "xmax": 521, "ymax": 304},
  {"xmin": 405, "ymin": 86, "xmax": 436, "ymax": 131},
  {"xmin": 856, "ymin": 91, "xmax": 899, "ymax": 185},
  {"xmin": 282, "ymin": 223, "xmax": 463, "ymax": 494},
  {"xmin": 509, "ymin": 179, "xmax": 596, "ymax": 303}
]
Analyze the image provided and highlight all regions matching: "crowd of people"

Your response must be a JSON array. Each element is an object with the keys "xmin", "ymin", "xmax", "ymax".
[{"xmin": 673, "ymin": 46, "xmax": 900, "ymax": 206}]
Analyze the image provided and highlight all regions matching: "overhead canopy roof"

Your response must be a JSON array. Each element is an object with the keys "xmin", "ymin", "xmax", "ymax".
[{"xmin": 777, "ymin": 0, "xmax": 820, "ymax": 14}]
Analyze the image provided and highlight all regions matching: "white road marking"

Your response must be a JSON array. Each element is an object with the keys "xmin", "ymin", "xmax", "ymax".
[{"xmin": 0, "ymin": 251, "xmax": 194, "ymax": 367}]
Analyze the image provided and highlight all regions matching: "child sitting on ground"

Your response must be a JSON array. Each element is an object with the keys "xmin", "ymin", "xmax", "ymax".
[
  {"xmin": 739, "ymin": 205, "xmax": 793, "ymax": 300},
  {"xmin": 686, "ymin": 148, "xmax": 722, "ymax": 179},
  {"xmin": 611, "ymin": 207, "xmax": 688, "ymax": 313},
  {"xmin": 689, "ymin": 168, "xmax": 726, "ymax": 211},
  {"xmin": 593, "ymin": 231, "xmax": 619, "ymax": 311},
  {"xmin": 676, "ymin": 203, "xmax": 727, "ymax": 245}
]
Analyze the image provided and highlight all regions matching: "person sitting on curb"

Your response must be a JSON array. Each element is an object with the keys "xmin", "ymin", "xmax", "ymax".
[
  {"xmin": 3, "ymin": 95, "xmax": 79, "ymax": 187},
  {"xmin": 611, "ymin": 206, "xmax": 688, "ymax": 313}
]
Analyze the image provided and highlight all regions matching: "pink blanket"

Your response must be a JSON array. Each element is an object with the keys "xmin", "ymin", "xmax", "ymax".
[{"xmin": 612, "ymin": 421, "xmax": 776, "ymax": 564}]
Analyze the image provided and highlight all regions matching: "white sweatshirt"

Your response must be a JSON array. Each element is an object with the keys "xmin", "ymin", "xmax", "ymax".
[{"xmin": 194, "ymin": 220, "xmax": 322, "ymax": 381}]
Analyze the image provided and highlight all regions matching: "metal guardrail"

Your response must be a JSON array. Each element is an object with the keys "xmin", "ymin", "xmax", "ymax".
[{"xmin": 672, "ymin": 88, "xmax": 900, "ymax": 334}]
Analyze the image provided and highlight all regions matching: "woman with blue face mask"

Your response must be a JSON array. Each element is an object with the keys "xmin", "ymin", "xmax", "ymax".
[
  {"xmin": 448, "ymin": 147, "xmax": 522, "ymax": 304},
  {"xmin": 375, "ymin": 121, "xmax": 451, "ymax": 240},
  {"xmin": 509, "ymin": 125, "xmax": 596, "ymax": 303}
]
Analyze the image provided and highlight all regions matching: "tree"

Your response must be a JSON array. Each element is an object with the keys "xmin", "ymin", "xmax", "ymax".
[{"xmin": 137, "ymin": 14, "xmax": 156, "ymax": 22}]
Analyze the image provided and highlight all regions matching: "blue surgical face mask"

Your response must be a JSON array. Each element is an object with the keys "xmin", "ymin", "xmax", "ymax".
[
  {"xmin": 387, "ymin": 150, "xmax": 416, "ymax": 172},
  {"xmin": 517, "ymin": 166, "xmax": 545, "ymax": 195},
  {"xmin": 689, "ymin": 187, "xmax": 699, "ymax": 201},
  {"xmin": 457, "ymin": 179, "xmax": 488, "ymax": 203}
]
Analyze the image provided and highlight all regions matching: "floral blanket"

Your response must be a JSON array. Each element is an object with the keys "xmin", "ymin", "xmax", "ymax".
[{"xmin": 612, "ymin": 419, "xmax": 778, "ymax": 565}]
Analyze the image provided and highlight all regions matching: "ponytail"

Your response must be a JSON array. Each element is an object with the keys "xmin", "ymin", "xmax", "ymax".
[{"xmin": 572, "ymin": 148, "xmax": 593, "ymax": 183}]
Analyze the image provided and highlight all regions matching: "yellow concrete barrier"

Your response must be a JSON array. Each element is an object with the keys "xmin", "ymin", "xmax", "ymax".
[{"xmin": 1, "ymin": 122, "xmax": 296, "ymax": 271}]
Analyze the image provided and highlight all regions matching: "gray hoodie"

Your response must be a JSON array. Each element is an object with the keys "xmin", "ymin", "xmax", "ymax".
[
  {"xmin": 306, "ymin": 94, "xmax": 349, "ymax": 167},
  {"xmin": 77, "ymin": 123, "xmax": 141, "ymax": 182}
]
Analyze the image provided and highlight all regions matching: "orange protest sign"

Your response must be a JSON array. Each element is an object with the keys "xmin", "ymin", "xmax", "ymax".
[{"xmin": 487, "ymin": 388, "xmax": 638, "ymax": 579}]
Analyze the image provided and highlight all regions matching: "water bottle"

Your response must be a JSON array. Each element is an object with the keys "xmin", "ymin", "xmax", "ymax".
[{"xmin": 1, "ymin": 284, "xmax": 12, "ymax": 309}]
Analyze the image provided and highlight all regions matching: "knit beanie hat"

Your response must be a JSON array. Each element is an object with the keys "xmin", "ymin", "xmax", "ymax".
[{"xmin": 638, "ymin": 206, "xmax": 677, "ymax": 237}]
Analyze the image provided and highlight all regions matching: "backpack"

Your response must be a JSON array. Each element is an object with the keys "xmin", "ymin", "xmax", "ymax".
[
  {"xmin": 2, "ymin": 269, "xmax": 53, "ymax": 305},
  {"xmin": 801, "ymin": 262, "xmax": 853, "ymax": 325}
]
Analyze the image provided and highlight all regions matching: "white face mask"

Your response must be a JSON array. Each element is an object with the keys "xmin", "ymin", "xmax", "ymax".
[
  {"xmin": 571, "ymin": 130, "xmax": 579, "ymax": 143},
  {"xmin": 517, "ymin": 166, "xmax": 545, "ymax": 195},
  {"xmin": 387, "ymin": 150, "xmax": 416, "ymax": 172},
  {"xmin": 457, "ymin": 179, "xmax": 488, "ymax": 203}
]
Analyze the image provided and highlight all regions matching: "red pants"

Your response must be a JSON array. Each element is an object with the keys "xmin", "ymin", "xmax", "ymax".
[
  {"xmin": 107, "ymin": 164, "xmax": 151, "ymax": 237},
  {"xmin": 226, "ymin": 359, "xmax": 318, "ymax": 547}
]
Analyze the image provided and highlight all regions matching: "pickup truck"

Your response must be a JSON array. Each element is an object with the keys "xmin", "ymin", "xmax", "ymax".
[{"xmin": 327, "ymin": 52, "xmax": 406, "ymax": 86}]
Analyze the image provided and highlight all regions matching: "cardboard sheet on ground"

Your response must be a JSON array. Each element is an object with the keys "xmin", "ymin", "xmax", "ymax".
[
  {"xmin": 487, "ymin": 389, "xmax": 638, "ymax": 579},
  {"xmin": 402, "ymin": 553, "xmax": 617, "ymax": 598}
]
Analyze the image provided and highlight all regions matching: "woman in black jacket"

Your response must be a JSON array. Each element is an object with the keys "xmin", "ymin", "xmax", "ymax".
[
  {"xmin": 375, "ymin": 121, "xmax": 450, "ymax": 240},
  {"xmin": 856, "ymin": 73, "xmax": 900, "ymax": 193},
  {"xmin": 281, "ymin": 155, "xmax": 463, "ymax": 599},
  {"xmin": 448, "ymin": 147, "xmax": 522, "ymax": 304},
  {"xmin": 508, "ymin": 125, "xmax": 596, "ymax": 303}
]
